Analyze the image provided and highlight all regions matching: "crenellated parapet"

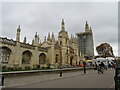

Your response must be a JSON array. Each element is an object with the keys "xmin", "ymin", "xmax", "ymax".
[
  {"xmin": 0, "ymin": 37, "xmax": 16, "ymax": 46},
  {"xmin": 38, "ymin": 47, "xmax": 48, "ymax": 52},
  {"xmin": 20, "ymin": 42, "xmax": 35, "ymax": 50}
]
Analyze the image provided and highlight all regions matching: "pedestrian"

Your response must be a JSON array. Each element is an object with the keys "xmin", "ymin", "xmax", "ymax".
[
  {"xmin": 101, "ymin": 62, "xmax": 105, "ymax": 68},
  {"xmin": 83, "ymin": 61, "xmax": 86, "ymax": 73},
  {"xmin": 111, "ymin": 62, "xmax": 115, "ymax": 69},
  {"xmin": 108, "ymin": 61, "xmax": 112, "ymax": 69},
  {"xmin": 98, "ymin": 62, "xmax": 105, "ymax": 74},
  {"xmin": 94, "ymin": 62, "xmax": 98, "ymax": 70}
]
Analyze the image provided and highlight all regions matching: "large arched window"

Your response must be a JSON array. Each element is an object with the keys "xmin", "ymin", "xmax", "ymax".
[
  {"xmin": 22, "ymin": 50, "xmax": 32, "ymax": 64},
  {"xmin": 0, "ymin": 47, "xmax": 12, "ymax": 64},
  {"xmin": 39, "ymin": 53, "xmax": 46, "ymax": 64}
]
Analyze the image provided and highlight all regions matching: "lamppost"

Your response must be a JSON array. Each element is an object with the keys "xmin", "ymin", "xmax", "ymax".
[
  {"xmin": 60, "ymin": 46, "xmax": 62, "ymax": 77},
  {"xmin": 66, "ymin": 46, "xmax": 69, "ymax": 64},
  {"xmin": 114, "ymin": 57, "xmax": 120, "ymax": 90}
]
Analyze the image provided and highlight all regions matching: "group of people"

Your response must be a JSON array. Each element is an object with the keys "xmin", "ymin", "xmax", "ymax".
[{"xmin": 94, "ymin": 61, "xmax": 116, "ymax": 74}]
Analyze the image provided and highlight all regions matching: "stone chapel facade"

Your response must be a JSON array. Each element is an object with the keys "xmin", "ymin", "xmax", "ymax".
[{"xmin": 0, "ymin": 19, "xmax": 80, "ymax": 69}]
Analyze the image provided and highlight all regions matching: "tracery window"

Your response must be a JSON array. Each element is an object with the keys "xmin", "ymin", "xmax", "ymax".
[
  {"xmin": 22, "ymin": 50, "xmax": 32, "ymax": 64},
  {"xmin": 0, "ymin": 47, "xmax": 11, "ymax": 64},
  {"xmin": 39, "ymin": 53, "xmax": 46, "ymax": 64}
]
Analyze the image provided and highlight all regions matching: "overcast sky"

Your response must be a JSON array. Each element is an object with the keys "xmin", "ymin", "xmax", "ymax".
[{"xmin": 1, "ymin": 2, "xmax": 118, "ymax": 56}]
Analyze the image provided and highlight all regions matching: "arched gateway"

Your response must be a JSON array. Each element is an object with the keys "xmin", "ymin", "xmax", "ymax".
[{"xmin": 0, "ymin": 46, "xmax": 12, "ymax": 64}]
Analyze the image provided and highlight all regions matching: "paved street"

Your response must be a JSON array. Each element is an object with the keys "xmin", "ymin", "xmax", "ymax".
[{"xmin": 5, "ymin": 69, "xmax": 115, "ymax": 88}]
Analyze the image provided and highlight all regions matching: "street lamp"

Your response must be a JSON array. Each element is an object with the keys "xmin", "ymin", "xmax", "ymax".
[
  {"xmin": 114, "ymin": 57, "xmax": 120, "ymax": 90},
  {"xmin": 66, "ymin": 46, "xmax": 69, "ymax": 64},
  {"xmin": 60, "ymin": 46, "xmax": 62, "ymax": 77}
]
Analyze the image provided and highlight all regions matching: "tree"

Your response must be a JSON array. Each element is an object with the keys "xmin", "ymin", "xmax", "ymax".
[{"xmin": 96, "ymin": 43, "xmax": 114, "ymax": 58}]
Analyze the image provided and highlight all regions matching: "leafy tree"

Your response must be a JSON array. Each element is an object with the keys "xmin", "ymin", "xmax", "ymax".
[{"xmin": 96, "ymin": 43, "xmax": 114, "ymax": 58}]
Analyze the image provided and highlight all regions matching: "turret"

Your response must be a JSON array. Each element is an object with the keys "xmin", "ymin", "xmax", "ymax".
[
  {"xmin": 34, "ymin": 32, "xmax": 37, "ymax": 44},
  {"xmin": 44, "ymin": 36, "xmax": 46, "ymax": 42},
  {"xmin": 23, "ymin": 36, "xmax": 27, "ymax": 43},
  {"xmin": 16, "ymin": 25, "xmax": 21, "ymax": 42},
  {"xmin": 85, "ymin": 21, "xmax": 89, "ymax": 32},
  {"xmin": 34, "ymin": 32, "xmax": 40, "ymax": 46},
  {"xmin": 32, "ymin": 39, "xmax": 34, "ymax": 45},
  {"xmin": 38, "ymin": 35, "xmax": 41, "ymax": 45},
  {"xmin": 51, "ymin": 32, "xmax": 55, "ymax": 42},
  {"xmin": 47, "ymin": 32, "xmax": 51, "ymax": 41},
  {"xmin": 90, "ymin": 27, "xmax": 92, "ymax": 32},
  {"xmin": 61, "ymin": 19, "xmax": 65, "ymax": 31},
  {"xmin": 58, "ymin": 19, "xmax": 68, "ymax": 46}
]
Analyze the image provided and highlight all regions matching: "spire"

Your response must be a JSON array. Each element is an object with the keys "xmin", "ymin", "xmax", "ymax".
[
  {"xmin": 62, "ymin": 19, "xmax": 65, "ymax": 25},
  {"xmin": 85, "ymin": 21, "xmax": 89, "ymax": 32},
  {"xmin": 51, "ymin": 32, "xmax": 55, "ymax": 42},
  {"xmin": 32, "ymin": 39, "xmax": 34, "ymax": 45},
  {"xmin": 47, "ymin": 32, "xmax": 51, "ymax": 41},
  {"xmin": 86, "ymin": 21, "xmax": 88, "ymax": 26},
  {"xmin": 44, "ymin": 36, "xmax": 46, "ymax": 41},
  {"xmin": 17, "ymin": 25, "xmax": 21, "ymax": 32},
  {"xmin": 90, "ymin": 27, "xmax": 92, "ymax": 32},
  {"xmin": 35, "ymin": 32, "xmax": 37, "ymax": 38},
  {"xmin": 23, "ymin": 36, "xmax": 27, "ymax": 43},
  {"xmin": 38, "ymin": 35, "xmax": 40, "ymax": 44},
  {"xmin": 61, "ymin": 19, "xmax": 65, "ymax": 31},
  {"xmin": 52, "ymin": 32, "xmax": 54, "ymax": 38},
  {"xmin": 16, "ymin": 25, "xmax": 21, "ymax": 42}
]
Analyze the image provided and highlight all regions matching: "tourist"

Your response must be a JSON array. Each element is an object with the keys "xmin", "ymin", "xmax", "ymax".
[{"xmin": 94, "ymin": 62, "xmax": 98, "ymax": 70}]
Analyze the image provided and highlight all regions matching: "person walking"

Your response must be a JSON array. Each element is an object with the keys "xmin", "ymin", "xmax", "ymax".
[
  {"xmin": 98, "ymin": 62, "xmax": 105, "ymax": 74},
  {"xmin": 83, "ymin": 61, "xmax": 86, "ymax": 74},
  {"xmin": 94, "ymin": 62, "xmax": 98, "ymax": 70},
  {"xmin": 108, "ymin": 61, "xmax": 112, "ymax": 69}
]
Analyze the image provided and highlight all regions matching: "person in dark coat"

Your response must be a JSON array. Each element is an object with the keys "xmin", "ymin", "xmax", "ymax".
[
  {"xmin": 98, "ymin": 62, "xmax": 105, "ymax": 74},
  {"xmin": 94, "ymin": 62, "xmax": 98, "ymax": 70},
  {"xmin": 83, "ymin": 61, "xmax": 86, "ymax": 73}
]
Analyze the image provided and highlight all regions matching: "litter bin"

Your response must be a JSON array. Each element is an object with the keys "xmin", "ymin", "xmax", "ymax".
[{"xmin": 114, "ymin": 67, "xmax": 120, "ymax": 90}]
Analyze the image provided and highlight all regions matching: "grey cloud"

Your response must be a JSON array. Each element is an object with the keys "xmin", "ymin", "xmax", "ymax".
[{"xmin": 2, "ymin": 2, "xmax": 118, "ymax": 55}]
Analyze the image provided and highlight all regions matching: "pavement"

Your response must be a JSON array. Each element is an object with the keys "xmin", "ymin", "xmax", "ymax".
[{"xmin": 3, "ymin": 69, "xmax": 115, "ymax": 88}]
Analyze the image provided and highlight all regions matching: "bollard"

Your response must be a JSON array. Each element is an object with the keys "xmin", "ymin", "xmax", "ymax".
[
  {"xmin": 0, "ymin": 75, "xmax": 4, "ymax": 86},
  {"xmin": 60, "ymin": 70, "xmax": 62, "ymax": 77}
]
